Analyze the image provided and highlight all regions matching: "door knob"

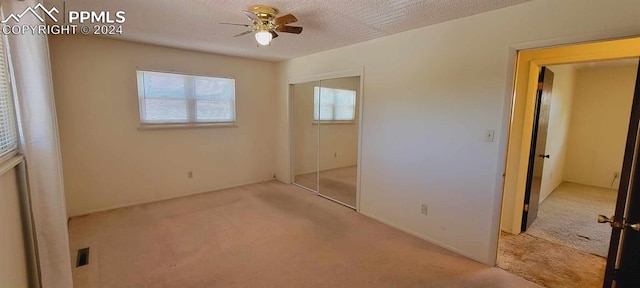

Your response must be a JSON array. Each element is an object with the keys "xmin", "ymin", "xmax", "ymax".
[
  {"xmin": 598, "ymin": 215, "xmax": 622, "ymax": 228},
  {"xmin": 627, "ymin": 223, "xmax": 640, "ymax": 231},
  {"xmin": 538, "ymin": 154, "xmax": 550, "ymax": 159},
  {"xmin": 598, "ymin": 214, "xmax": 614, "ymax": 224},
  {"xmin": 598, "ymin": 215, "xmax": 640, "ymax": 231}
]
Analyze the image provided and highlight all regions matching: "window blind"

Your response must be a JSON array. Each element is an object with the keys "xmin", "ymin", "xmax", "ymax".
[
  {"xmin": 137, "ymin": 71, "xmax": 236, "ymax": 125},
  {"xmin": 313, "ymin": 87, "xmax": 356, "ymax": 121},
  {"xmin": 0, "ymin": 36, "xmax": 17, "ymax": 158}
]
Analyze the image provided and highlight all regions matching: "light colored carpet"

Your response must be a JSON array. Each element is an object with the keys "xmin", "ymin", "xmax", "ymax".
[
  {"xmin": 68, "ymin": 181, "xmax": 539, "ymax": 288},
  {"xmin": 498, "ymin": 232, "xmax": 606, "ymax": 288},
  {"xmin": 527, "ymin": 182, "xmax": 617, "ymax": 257},
  {"xmin": 295, "ymin": 166, "xmax": 357, "ymax": 207}
]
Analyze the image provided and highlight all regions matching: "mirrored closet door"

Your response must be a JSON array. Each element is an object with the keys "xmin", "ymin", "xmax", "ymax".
[
  {"xmin": 292, "ymin": 80, "xmax": 319, "ymax": 192},
  {"xmin": 291, "ymin": 76, "xmax": 361, "ymax": 209},
  {"xmin": 317, "ymin": 77, "xmax": 360, "ymax": 207}
]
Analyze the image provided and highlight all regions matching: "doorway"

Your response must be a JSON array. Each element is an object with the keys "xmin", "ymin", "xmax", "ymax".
[
  {"xmin": 289, "ymin": 71, "xmax": 363, "ymax": 209},
  {"xmin": 498, "ymin": 37, "xmax": 640, "ymax": 288}
]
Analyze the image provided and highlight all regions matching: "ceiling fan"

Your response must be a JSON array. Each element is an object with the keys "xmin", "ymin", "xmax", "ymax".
[{"xmin": 220, "ymin": 5, "xmax": 303, "ymax": 46}]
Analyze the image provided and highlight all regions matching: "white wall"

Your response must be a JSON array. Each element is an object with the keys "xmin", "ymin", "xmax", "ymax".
[
  {"xmin": 0, "ymin": 168, "xmax": 29, "ymax": 288},
  {"xmin": 274, "ymin": 0, "xmax": 640, "ymax": 265},
  {"xmin": 293, "ymin": 77, "xmax": 359, "ymax": 175},
  {"xmin": 564, "ymin": 64, "xmax": 638, "ymax": 189},
  {"xmin": 538, "ymin": 65, "xmax": 576, "ymax": 203},
  {"xmin": 48, "ymin": 35, "xmax": 278, "ymax": 217}
]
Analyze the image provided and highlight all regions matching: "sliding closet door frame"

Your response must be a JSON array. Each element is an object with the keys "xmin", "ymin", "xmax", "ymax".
[
  {"xmin": 289, "ymin": 80, "xmax": 320, "ymax": 194},
  {"xmin": 288, "ymin": 68, "xmax": 365, "ymax": 211}
]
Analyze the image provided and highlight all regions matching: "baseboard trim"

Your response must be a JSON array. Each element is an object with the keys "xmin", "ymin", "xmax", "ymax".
[
  {"xmin": 563, "ymin": 180, "xmax": 619, "ymax": 190},
  {"xmin": 359, "ymin": 210, "xmax": 489, "ymax": 266},
  {"xmin": 68, "ymin": 178, "xmax": 274, "ymax": 219}
]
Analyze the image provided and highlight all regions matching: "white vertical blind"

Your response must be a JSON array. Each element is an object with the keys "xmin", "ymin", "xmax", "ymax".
[{"xmin": 0, "ymin": 35, "xmax": 17, "ymax": 158}]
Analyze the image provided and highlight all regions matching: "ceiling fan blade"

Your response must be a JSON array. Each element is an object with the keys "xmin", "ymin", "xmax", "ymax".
[
  {"xmin": 270, "ymin": 30, "xmax": 279, "ymax": 39},
  {"xmin": 274, "ymin": 13, "xmax": 297, "ymax": 26},
  {"xmin": 242, "ymin": 10, "xmax": 262, "ymax": 23},
  {"xmin": 233, "ymin": 30, "xmax": 255, "ymax": 37},
  {"xmin": 219, "ymin": 22, "xmax": 252, "ymax": 27},
  {"xmin": 276, "ymin": 25, "xmax": 303, "ymax": 34}
]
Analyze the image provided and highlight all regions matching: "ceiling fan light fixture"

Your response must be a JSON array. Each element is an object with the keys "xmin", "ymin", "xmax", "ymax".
[
  {"xmin": 255, "ymin": 30, "xmax": 272, "ymax": 46},
  {"xmin": 221, "ymin": 5, "xmax": 302, "ymax": 46}
]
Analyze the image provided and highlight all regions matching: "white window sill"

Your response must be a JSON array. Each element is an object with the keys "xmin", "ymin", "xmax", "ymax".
[
  {"xmin": 312, "ymin": 121, "xmax": 355, "ymax": 125},
  {"xmin": 138, "ymin": 122, "xmax": 238, "ymax": 130},
  {"xmin": 0, "ymin": 154, "xmax": 23, "ymax": 176}
]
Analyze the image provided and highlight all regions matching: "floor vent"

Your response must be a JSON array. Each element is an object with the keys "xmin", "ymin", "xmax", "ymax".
[{"xmin": 76, "ymin": 247, "xmax": 90, "ymax": 267}]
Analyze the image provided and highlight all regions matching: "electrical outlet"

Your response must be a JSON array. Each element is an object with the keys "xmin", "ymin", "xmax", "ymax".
[
  {"xmin": 188, "ymin": 171, "xmax": 193, "ymax": 178},
  {"xmin": 421, "ymin": 204, "xmax": 428, "ymax": 215}
]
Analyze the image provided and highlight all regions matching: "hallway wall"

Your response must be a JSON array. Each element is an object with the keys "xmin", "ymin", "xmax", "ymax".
[
  {"xmin": 539, "ymin": 65, "xmax": 576, "ymax": 203},
  {"xmin": 564, "ymin": 64, "xmax": 638, "ymax": 189}
]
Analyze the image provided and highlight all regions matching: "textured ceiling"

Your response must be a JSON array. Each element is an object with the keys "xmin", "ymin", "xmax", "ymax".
[{"xmin": 44, "ymin": 0, "xmax": 532, "ymax": 61}]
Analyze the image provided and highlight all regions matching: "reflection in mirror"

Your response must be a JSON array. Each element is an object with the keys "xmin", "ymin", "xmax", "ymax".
[
  {"xmin": 292, "ymin": 81, "xmax": 319, "ymax": 191},
  {"xmin": 318, "ymin": 76, "xmax": 360, "ymax": 207}
]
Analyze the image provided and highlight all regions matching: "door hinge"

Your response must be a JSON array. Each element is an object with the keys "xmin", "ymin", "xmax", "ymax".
[
  {"xmin": 537, "ymin": 82, "xmax": 544, "ymax": 90},
  {"xmin": 524, "ymin": 204, "xmax": 529, "ymax": 212}
]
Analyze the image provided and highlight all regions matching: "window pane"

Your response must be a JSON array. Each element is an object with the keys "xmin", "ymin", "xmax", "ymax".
[
  {"xmin": 143, "ymin": 73, "xmax": 185, "ymax": 99},
  {"xmin": 334, "ymin": 106, "xmax": 355, "ymax": 120},
  {"xmin": 320, "ymin": 93, "xmax": 337, "ymax": 121},
  {"xmin": 196, "ymin": 100, "xmax": 234, "ymax": 122},
  {"xmin": 313, "ymin": 90, "xmax": 320, "ymax": 120},
  {"xmin": 194, "ymin": 78, "xmax": 234, "ymax": 100},
  {"xmin": 0, "ymin": 36, "xmax": 17, "ymax": 158},
  {"xmin": 319, "ymin": 104, "xmax": 334, "ymax": 120},
  {"xmin": 0, "ymin": 88, "xmax": 16, "ymax": 155},
  {"xmin": 143, "ymin": 99, "xmax": 188, "ymax": 122},
  {"xmin": 314, "ymin": 87, "xmax": 356, "ymax": 121},
  {"xmin": 194, "ymin": 77, "xmax": 235, "ymax": 122},
  {"xmin": 137, "ymin": 71, "xmax": 236, "ymax": 125},
  {"xmin": 334, "ymin": 91, "xmax": 355, "ymax": 120},
  {"xmin": 335, "ymin": 91, "xmax": 355, "ymax": 105}
]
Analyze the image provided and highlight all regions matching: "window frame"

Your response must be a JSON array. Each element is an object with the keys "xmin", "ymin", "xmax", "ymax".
[
  {"xmin": 0, "ymin": 31, "xmax": 18, "ymax": 164},
  {"xmin": 313, "ymin": 86, "xmax": 357, "ymax": 124},
  {"xmin": 136, "ymin": 70, "xmax": 237, "ymax": 129}
]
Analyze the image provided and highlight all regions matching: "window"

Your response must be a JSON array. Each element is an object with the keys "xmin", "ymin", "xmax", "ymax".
[
  {"xmin": 313, "ymin": 87, "xmax": 356, "ymax": 122},
  {"xmin": 0, "ymin": 35, "xmax": 17, "ymax": 159},
  {"xmin": 137, "ymin": 71, "xmax": 236, "ymax": 126}
]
